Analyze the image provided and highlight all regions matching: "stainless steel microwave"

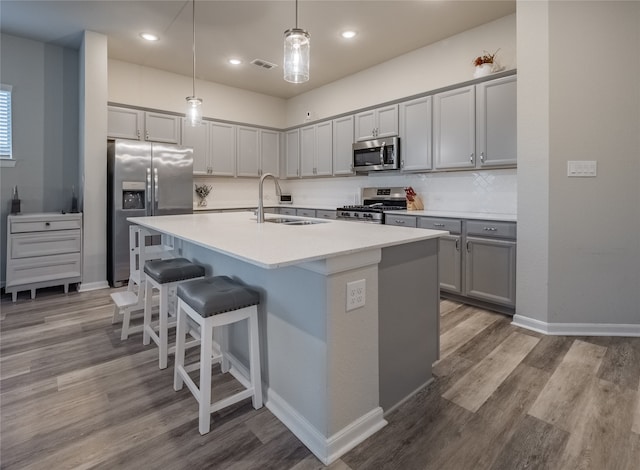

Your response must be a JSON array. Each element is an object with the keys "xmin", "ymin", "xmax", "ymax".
[{"xmin": 353, "ymin": 137, "xmax": 399, "ymax": 172}]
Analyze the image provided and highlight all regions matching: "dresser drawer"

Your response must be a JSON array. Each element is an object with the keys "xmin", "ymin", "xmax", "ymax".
[
  {"xmin": 466, "ymin": 220, "xmax": 517, "ymax": 239},
  {"xmin": 11, "ymin": 218, "xmax": 82, "ymax": 233},
  {"xmin": 5, "ymin": 253, "xmax": 81, "ymax": 288},
  {"xmin": 417, "ymin": 217, "xmax": 461, "ymax": 234},
  {"xmin": 11, "ymin": 230, "xmax": 81, "ymax": 259}
]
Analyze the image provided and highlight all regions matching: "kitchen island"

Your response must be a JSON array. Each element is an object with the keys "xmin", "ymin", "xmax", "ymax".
[{"xmin": 128, "ymin": 211, "xmax": 447, "ymax": 464}]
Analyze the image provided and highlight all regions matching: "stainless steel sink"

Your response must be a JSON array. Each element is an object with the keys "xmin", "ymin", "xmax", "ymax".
[{"xmin": 265, "ymin": 218, "xmax": 328, "ymax": 225}]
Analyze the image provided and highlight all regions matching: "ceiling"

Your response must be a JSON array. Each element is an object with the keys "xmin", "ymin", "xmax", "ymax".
[{"xmin": 0, "ymin": 1, "xmax": 515, "ymax": 99}]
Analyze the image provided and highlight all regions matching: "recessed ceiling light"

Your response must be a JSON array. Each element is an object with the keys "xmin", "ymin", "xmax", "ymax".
[
  {"xmin": 341, "ymin": 31, "xmax": 357, "ymax": 39},
  {"xmin": 140, "ymin": 33, "xmax": 159, "ymax": 41},
  {"xmin": 228, "ymin": 59, "xmax": 242, "ymax": 65}
]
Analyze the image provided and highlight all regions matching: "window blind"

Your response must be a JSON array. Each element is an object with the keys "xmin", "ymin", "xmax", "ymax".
[{"xmin": 0, "ymin": 85, "xmax": 13, "ymax": 159}]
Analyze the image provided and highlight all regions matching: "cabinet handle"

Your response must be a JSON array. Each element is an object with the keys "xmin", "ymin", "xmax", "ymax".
[
  {"xmin": 394, "ymin": 219, "xmax": 405, "ymax": 224},
  {"xmin": 483, "ymin": 226, "xmax": 498, "ymax": 232},
  {"xmin": 480, "ymin": 152, "xmax": 485, "ymax": 163},
  {"xmin": 145, "ymin": 132, "xmax": 149, "ymax": 141},
  {"xmin": 137, "ymin": 130, "xmax": 141, "ymax": 139},
  {"xmin": 433, "ymin": 223, "xmax": 445, "ymax": 227},
  {"xmin": 45, "ymin": 222, "xmax": 51, "ymax": 227},
  {"xmin": 466, "ymin": 241, "xmax": 471, "ymax": 252},
  {"xmin": 455, "ymin": 238, "xmax": 460, "ymax": 251},
  {"xmin": 469, "ymin": 153, "xmax": 474, "ymax": 164},
  {"xmin": 401, "ymin": 160, "xmax": 405, "ymax": 168}
]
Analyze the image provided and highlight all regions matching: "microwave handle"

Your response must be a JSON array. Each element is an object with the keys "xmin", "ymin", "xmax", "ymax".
[{"xmin": 379, "ymin": 141, "xmax": 385, "ymax": 165}]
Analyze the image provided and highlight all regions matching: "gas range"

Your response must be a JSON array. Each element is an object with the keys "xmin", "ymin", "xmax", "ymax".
[{"xmin": 336, "ymin": 187, "xmax": 407, "ymax": 224}]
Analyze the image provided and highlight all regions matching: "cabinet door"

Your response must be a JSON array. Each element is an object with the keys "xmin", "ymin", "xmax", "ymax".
[
  {"xmin": 236, "ymin": 126, "xmax": 260, "ymax": 177},
  {"xmin": 476, "ymin": 75, "xmax": 517, "ymax": 168},
  {"xmin": 438, "ymin": 235, "xmax": 463, "ymax": 294},
  {"xmin": 260, "ymin": 130, "xmax": 280, "ymax": 177},
  {"xmin": 296, "ymin": 208, "xmax": 316, "ymax": 217},
  {"xmin": 333, "ymin": 115, "xmax": 354, "ymax": 176},
  {"xmin": 144, "ymin": 112, "xmax": 181, "ymax": 143},
  {"xmin": 285, "ymin": 129, "xmax": 300, "ymax": 178},
  {"xmin": 354, "ymin": 110, "xmax": 377, "ymax": 141},
  {"xmin": 376, "ymin": 104, "xmax": 399, "ymax": 138},
  {"xmin": 315, "ymin": 121, "xmax": 333, "ymax": 176},
  {"xmin": 182, "ymin": 119, "xmax": 209, "ymax": 174},
  {"xmin": 108, "ymin": 107, "xmax": 142, "ymax": 140},
  {"xmin": 399, "ymin": 97, "xmax": 432, "ymax": 171},
  {"xmin": 434, "ymin": 86, "xmax": 476, "ymax": 170},
  {"xmin": 210, "ymin": 122, "xmax": 236, "ymax": 176},
  {"xmin": 465, "ymin": 236, "xmax": 516, "ymax": 307},
  {"xmin": 300, "ymin": 125, "xmax": 316, "ymax": 177}
]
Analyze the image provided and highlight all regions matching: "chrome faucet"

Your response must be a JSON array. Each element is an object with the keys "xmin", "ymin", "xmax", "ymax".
[{"xmin": 257, "ymin": 173, "xmax": 282, "ymax": 223}]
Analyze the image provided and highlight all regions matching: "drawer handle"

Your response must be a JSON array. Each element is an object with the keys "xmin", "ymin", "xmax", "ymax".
[
  {"xmin": 395, "ymin": 220, "xmax": 405, "ymax": 224},
  {"xmin": 45, "ymin": 222, "xmax": 51, "ymax": 227},
  {"xmin": 483, "ymin": 227, "xmax": 497, "ymax": 231},
  {"xmin": 433, "ymin": 223, "xmax": 445, "ymax": 227}
]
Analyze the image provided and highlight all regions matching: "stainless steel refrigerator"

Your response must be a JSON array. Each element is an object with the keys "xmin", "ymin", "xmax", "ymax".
[{"xmin": 107, "ymin": 139, "xmax": 193, "ymax": 287}]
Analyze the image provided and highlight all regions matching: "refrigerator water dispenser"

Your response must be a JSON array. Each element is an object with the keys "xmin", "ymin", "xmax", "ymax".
[{"xmin": 122, "ymin": 182, "xmax": 145, "ymax": 210}]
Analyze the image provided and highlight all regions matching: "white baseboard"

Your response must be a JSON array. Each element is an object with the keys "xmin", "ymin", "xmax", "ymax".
[
  {"xmin": 512, "ymin": 314, "xmax": 640, "ymax": 337},
  {"xmin": 78, "ymin": 281, "xmax": 110, "ymax": 292},
  {"xmin": 266, "ymin": 388, "xmax": 387, "ymax": 465}
]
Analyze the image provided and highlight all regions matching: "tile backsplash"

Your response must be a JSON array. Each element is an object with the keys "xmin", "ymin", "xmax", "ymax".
[{"xmin": 194, "ymin": 168, "xmax": 517, "ymax": 215}]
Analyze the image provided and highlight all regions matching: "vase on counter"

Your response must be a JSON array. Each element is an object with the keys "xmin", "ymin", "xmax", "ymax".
[{"xmin": 197, "ymin": 196, "xmax": 208, "ymax": 207}]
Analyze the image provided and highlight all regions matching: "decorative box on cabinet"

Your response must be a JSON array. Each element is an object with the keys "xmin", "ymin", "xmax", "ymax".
[{"xmin": 5, "ymin": 213, "xmax": 83, "ymax": 302}]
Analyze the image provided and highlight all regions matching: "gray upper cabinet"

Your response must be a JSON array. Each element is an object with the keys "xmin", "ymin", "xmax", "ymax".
[
  {"xmin": 108, "ymin": 106, "xmax": 181, "ymax": 144},
  {"xmin": 433, "ymin": 86, "xmax": 476, "ymax": 170},
  {"xmin": 355, "ymin": 104, "xmax": 398, "ymax": 141},
  {"xmin": 285, "ymin": 129, "xmax": 300, "ymax": 178},
  {"xmin": 300, "ymin": 121, "xmax": 332, "ymax": 177},
  {"xmin": 236, "ymin": 126, "xmax": 260, "ymax": 177},
  {"xmin": 210, "ymin": 122, "xmax": 236, "ymax": 176},
  {"xmin": 332, "ymin": 115, "xmax": 355, "ymax": 176},
  {"xmin": 181, "ymin": 119, "xmax": 210, "ymax": 174},
  {"xmin": 399, "ymin": 96, "xmax": 433, "ymax": 171},
  {"xmin": 476, "ymin": 75, "xmax": 517, "ymax": 168},
  {"xmin": 260, "ymin": 129, "xmax": 280, "ymax": 177}
]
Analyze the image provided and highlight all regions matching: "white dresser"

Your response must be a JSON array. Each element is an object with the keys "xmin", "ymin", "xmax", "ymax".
[{"xmin": 5, "ymin": 212, "xmax": 83, "ymax": 302}]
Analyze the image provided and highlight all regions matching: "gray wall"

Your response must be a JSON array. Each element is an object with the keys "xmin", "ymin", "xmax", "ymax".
[
  {"xmin": 0, "ymin": 33, "xmax": 79, "ymax": 286},
  {"xmin": 517, "ymin": 1, "xmax": 640, "ymax": 327}
]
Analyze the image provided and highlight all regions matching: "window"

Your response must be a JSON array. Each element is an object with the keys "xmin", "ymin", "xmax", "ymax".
[{"xmin": 0, "ymin": 84, "xmax": 13, "ymax": 159}]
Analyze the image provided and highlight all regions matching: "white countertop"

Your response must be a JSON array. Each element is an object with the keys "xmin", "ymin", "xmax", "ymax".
[
  {"xmin": 386, "ymin": 209, "xmax": 517, "ymax": 222},
  {"xmin": 129, "ymin": 212, "xmax": 447, "ymax": 269}
]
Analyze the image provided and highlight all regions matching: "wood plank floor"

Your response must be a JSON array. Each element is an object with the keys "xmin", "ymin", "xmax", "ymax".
[{"xmin": 1, "ymin": 287, "xmax": 639, "ymax": 469}]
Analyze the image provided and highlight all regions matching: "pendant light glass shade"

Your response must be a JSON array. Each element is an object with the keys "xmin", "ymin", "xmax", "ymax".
[
  {"xmin": 185, "ymin": 0, "xmax": 203, "ymax": 126},
  {"xmin": 185, "ymin": 96, "xmax": 203, "ymax": 127},
  {"xmin": 284, "ymin": 28, "xmax": 310, "ymax": 83}
]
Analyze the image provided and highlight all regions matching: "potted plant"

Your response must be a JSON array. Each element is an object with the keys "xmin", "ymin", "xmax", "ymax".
[
  {"xmin": 473, "ymin": 49, "xmax": 499, "ymax": 78},
  {"xmin": 195, "ymin": 183, "xmax": 212, "ymax": 207}
]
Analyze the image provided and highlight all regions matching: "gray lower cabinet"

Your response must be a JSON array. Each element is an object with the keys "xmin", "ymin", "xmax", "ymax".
[
  {"xmin": 418, "ymin": 216, "xmax": 516, "ymax": 311},
  {"xmin": 279, "ymin": 207, "xmax": 296, "ymax": 216},
  {"xmin": 296, "ymin": 208, "xmax": 316, "ymax": 217},
  {"xmin": 315, "ymin": 210, "xmax": 336, "ymax": 219}
]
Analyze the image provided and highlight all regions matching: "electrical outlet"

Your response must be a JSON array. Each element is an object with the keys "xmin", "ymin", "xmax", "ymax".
[{"xmin": 346, "ymin": 279, "xmax": 366, "ymax": 311}]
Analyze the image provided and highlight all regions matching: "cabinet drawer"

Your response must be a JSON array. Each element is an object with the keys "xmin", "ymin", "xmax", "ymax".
[
  {"xmin": 6, "ymin": 253, "xmax": 81, "ymax": 287},
  {"xmin": 385, "ymin": 215, "xmax": 417, "ymax": 227},
  {"xmin": 466, "ymin": 220, "xmax": 516, "ymax": 239},
  {"xmin": 11, "ymin": 230, "xmax": 81, "ymax": 259},
  {"xmin": 11, "ymin": 218, "xmax": 81, "ymax": 233},
  {"xmin": 315, "ymin": 210, "xmax": 336, "ymax": 220},
  {"xmin": 279, "ymin": 208, "xmax": 296, "ymax": 216},
  {"xmin": 296, "ymin": 209, "xmax": 316, "ymax": 217},
  {"xmin": 418, "ymin": 217, "xmax": 461, "ymax": 234}
]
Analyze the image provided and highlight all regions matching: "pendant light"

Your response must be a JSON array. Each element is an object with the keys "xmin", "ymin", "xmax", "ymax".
[
  {"xmin": 283, "ymin": 0, "xmax": 310, "ymax": 83},
  {"xmin": 186, "ymin": 0, "xmax": 203, "ymax": 126}
]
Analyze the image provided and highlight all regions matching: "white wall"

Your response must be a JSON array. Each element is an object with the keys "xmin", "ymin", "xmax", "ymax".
[
  {"xmin": 108, "ymin": 60, "xmax": 287, "ymax": 129},
  {"xmin": 79, "ymin": 31, "xmax": 109, "ymax": 290},
  {"xmin": 286, "ymin": 14, "xmax": 516, "ymax": 127},
  {"xmin": 516, "ymin": 0, "xmax": 640, "ymax": 330}
]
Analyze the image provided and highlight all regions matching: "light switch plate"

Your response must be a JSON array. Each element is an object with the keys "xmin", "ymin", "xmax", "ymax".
[{"xmin": 567, "ymin": 160, "xmax": 597, "ymax": 177}]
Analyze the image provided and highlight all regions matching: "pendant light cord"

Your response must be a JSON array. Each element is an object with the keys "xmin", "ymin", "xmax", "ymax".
[
  {"xmin": 192, "ymin": 0, "xmax": 196, "ymax": 97},
  {"xmin": 295, "ymin": 0, "xmax": 298, "ymax": 28}
]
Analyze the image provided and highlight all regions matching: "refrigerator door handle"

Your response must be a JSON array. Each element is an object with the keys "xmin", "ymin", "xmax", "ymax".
[
  {"xmin": 154, "ymin": 167, "xmax": 159, "ymax": 212},
  {"xmin": 146, "ymin": 168, "xmax": 152, "ymax": 215}
]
